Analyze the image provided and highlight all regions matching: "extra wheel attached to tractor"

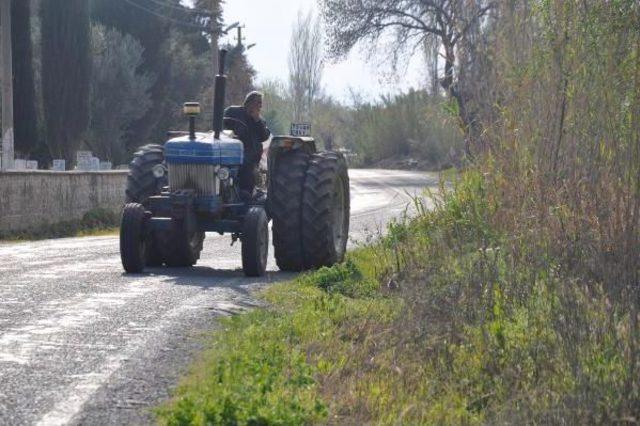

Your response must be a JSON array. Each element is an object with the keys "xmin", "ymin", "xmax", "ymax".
[{"xmin": 120, "ymin": 49, "xmax": 350, "ymax": 277}]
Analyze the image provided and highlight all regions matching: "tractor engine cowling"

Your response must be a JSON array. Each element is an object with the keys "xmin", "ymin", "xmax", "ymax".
[{"xmin": 165, "ymin": 133, "xmax": 243, "ymax": 196}]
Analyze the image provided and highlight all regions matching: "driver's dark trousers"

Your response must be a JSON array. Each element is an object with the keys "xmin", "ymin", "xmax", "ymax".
[{"xmin": 239, "ymin": 162, "xmax": 257, "ymax": 195}]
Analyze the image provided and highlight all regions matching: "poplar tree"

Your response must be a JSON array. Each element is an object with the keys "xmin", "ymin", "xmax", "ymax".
[{"xmin": 40, "ymin": 0, "xmax": 91, "ymax": 163}]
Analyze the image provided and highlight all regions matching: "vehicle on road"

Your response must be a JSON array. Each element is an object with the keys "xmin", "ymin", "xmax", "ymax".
[{"xmin": 120, "ymin": 49, "xmax": 350, "ymax": 277}]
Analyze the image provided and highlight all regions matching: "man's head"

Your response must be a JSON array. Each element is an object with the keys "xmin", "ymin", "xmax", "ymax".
[{"xmin": 244, "ymin": 91, "xmax": 264, "ymax": 119}]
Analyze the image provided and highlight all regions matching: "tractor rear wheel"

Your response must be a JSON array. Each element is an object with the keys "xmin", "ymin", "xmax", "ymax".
[
  {"xmin": 126, "ymin": 144, "xmax": 167, "ymax": 204},
  {"xmin": 268, "ymin": 150, "xmax": 310, "ymax": 271},
  {"xmin": 242, "ymin": 207, "xmax": 269, "ymax": 277},
  {"xmin": 301, "ymin": 152, "xmax": 350, "ymax": 269},
  {"xmin": 120, "ymin": 203, "xmax": 148, "ymax": 273}
]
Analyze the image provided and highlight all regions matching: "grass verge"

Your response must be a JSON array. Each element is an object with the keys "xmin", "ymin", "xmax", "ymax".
[
  {"xmin": 158, "ymin": 171, "xmax": 639, "ymax": 424},
  {"xmin": 0, "ymin": 208, "xmax": 119, "ymax": 242}
]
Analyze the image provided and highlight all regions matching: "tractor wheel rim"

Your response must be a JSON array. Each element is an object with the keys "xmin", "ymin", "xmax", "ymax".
[{"xmin": 332, "ymin": 177, "xmax": 347, "ymax": 257}]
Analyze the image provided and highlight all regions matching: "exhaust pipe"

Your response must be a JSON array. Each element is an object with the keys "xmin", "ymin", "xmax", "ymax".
[{"xmin": 213, "ymin": 49, "xmax": 228, "ymax": 139}]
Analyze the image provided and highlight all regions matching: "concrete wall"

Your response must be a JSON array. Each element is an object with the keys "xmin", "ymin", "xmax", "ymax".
[{"xmin": 0, "ymin": 171, "xmax": 128, "ymax": 233}]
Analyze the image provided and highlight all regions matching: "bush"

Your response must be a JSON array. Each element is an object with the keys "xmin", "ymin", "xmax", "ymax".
[{"xmin": 0, "ymin": 208, "xmax": 119, "ymax": 241}]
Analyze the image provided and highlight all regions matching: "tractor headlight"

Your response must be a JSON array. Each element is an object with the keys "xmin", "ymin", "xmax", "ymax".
[
  {"xmin": 152, "ymin": 164, "xmax": 166, "ymax": 178},
  {"xmin": 218, "ymin": 167, "xmax": 231, "ymax": 181}
]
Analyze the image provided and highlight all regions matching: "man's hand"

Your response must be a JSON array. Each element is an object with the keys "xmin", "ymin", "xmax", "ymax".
[{"xmin": 248, "ymin": 109, "xmax": 261, "ymax": 121}]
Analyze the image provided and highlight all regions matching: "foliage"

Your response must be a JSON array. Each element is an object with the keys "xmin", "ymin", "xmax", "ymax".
[
  {"xmin": 91, "ymin": 0, "xmax": 217, "ymax": 149},
  {"xmin": 159, "ymin": 170, "xmax": 640, "ymax": 423},
  {"xmin": 162, "ymin": 29, "xmax": 214, "ymax": 135},
  {"xmin": 40, "ymin": 0, "xmax": 91, "ymax": 164},
  {"xmin": 258, "ymin": 80, "xmax": 462, "ymax": 167},
  {"xmin": 0, "ymin": 207, "xmax": 118, "ymax": 241},
  {"xmin": 259, "ymin": 79, "xmax": 292, "ymax": 136},
  {"xmin": 202, "ymin": 44, "xmax": 256, "ymax": 118},
  {"xmin": 345, "ymin": 90, "xmax": 463, "ymax": 167},
  {"xmin": 221, "ymin": 44, "xmax": 256, "ymax": 106},
  {"xmin": 157, "ymin": 244, "xmax": 395, "ymax": 425},
  {"xmin": 320, "ymin": 0, "xmax": 494, "ymax": 153},
  {"xmin": 475, "ymin": 1, "xmax": 640, "ymax": 400},
  {"xmin": 87, "ymin": 25, "xmax": 154, "ymax": 165}
]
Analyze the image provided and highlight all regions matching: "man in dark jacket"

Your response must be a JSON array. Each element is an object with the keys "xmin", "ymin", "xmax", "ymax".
[{"xmin": 223, "ymin": 91, "xmax": 271, "ymax": 196}]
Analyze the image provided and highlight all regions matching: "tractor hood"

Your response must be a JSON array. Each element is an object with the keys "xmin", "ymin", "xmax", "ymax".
[{"xmin": 164, "ymin": 132, "xmax": 243, "ymax": 166}]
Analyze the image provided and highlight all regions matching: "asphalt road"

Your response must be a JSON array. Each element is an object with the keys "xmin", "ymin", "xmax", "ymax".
[{"xmin": 0, "ymin": 169, "xmax": 437, "ymax": 425}]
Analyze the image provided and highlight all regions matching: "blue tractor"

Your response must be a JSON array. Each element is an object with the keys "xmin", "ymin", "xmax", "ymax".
[{"xmin": 120, "ymin": 50, "xmax": 350, "ymax": 277}]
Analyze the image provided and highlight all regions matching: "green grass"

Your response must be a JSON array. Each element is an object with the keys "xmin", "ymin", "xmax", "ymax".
[
  {"xmin": 157, "ymin": 250, "xmax": 399, "ymax": 425},
  {"xmin": 438, "ymin": 166, "xmax": 460, "ymax": 182},
  {"xmin": 158, "ymin": 171, "xmax": 639, "ymax": 425},
  {"xmin": 0, "ymin": 208, "xmax": 119, "ymax": 242}
]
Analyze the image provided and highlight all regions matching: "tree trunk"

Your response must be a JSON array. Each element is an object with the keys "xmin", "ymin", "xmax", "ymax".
[
  {"xmin": 440, "ymin": 41, "xmax": 475, "ymax": 160},
  {"xmin": 11, "ymin": 0, "xmax": 38, "ymax": 157}
]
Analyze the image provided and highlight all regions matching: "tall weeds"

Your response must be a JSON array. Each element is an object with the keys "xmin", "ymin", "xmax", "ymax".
[
  {"xmin": 355, "ymin": 1, "xmax": 640, "ymax": 421},
  {"xmin": 449, "ymin": 0, "xmax": 640, "ymax": 419}
]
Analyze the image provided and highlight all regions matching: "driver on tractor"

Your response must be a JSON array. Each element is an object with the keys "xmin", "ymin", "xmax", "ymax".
[{"xmin": 223, "ymin": 91, "xmax": 271, "ymax": 199}]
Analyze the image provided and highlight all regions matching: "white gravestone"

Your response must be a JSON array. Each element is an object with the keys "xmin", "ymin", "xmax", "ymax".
[
  {"xmin": 90, "ymin": 157, "xmax": 100, "ymax": 171},
  {"xmin": 76, "ymin": 151, "xmax": 93, "ymax": 171},
  {"xmin": 52, "ymin": 159, "xmax": 66, "ymax": 171},
  {"xmin": 13, "ymin": 159, "xmax": 27, "ymax": 170}
]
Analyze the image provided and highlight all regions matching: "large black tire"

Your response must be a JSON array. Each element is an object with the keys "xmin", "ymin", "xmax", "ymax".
[
  {"xmin": 126, "ymin": 144, "xmax": 167, "ymax": 204},
  {"xmin": 161, "ymin": 224, "xmax": 205, "ymax": 268},
  {"xmin": 242, "ymin": 207, "xmax": 269, "ymax": 277},
  {"xmin": 301, "ymin": 152, "xmax": 350, "ymax": 269},
  {"xmin": 120, "ymin": 203, "xmax": 147, "ymax": 274},
  {"xmin": 268, "ymin": 150, "xmax": 310, "ymax": 271}
]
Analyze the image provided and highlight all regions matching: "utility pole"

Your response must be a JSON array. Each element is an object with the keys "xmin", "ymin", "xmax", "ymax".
[
  {"xmin": 1, "ymin": 0, "xmax": 14, "ymax": 171},
  {"xmin": 236, "ymin": 26, "xmax": 244, "ymax": 48}
]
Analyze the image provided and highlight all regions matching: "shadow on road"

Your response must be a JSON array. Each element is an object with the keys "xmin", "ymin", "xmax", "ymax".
[{"xmin": 122, "ymin": 266, "xmax": 298, "ymax": 291}]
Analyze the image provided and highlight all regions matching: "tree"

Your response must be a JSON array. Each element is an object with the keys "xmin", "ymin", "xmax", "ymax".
[
  {"xmin": 87, "ymin": 25, "xmax": 154, "ymax": 164},
  {"xmin": 11, "ymin": 0, "xmax": 38, "ymax": 156},
  {"xmin": 288, "ymin": 10, "xmax": 323, "ymax": 123},
  {"xmin": 224, "ymin": 45, "xmax": 256, "ymax": 105},
  {"xmin": 321, "ymin": 0, "xmax": 494, "ymax": 156},
  {"xmin": 259, "ymin": 79, "xmax": 292, "ymax": 136},
  {"xmin": 40, "ymin": 0, "xmax": 91, "ymax": 163},
  {"xmin": 91, "ymin": 0, "xmax": 215, "ymax": 148}
]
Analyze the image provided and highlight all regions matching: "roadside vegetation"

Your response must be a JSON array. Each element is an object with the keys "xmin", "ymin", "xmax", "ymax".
[
  {"xmin": 159, "ymin": 0, "xmax": 640, "ymax": 424},
  {"xmin": 160, "ymin": 171, "xmax": 638, "ymax": 424},
  {"xmin": 0, "ymin": 208, "xmax": 118, "ymax": 241},
  {"xmin": 261, "ymin": 85, "xmax": 464, "ymax": 170}
]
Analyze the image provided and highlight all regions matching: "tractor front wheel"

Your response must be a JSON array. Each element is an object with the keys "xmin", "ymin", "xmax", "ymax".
[
  {"xmin": 162, "ymin": 225, "xmax": 205, "ymax": 268},
  {"xmin": 242, "ymin": 207, "xmax": 269, "ymax": 277},
  {"xmin": 120, "ymin": 203, "xmax": 148, "ymax": 273}
]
